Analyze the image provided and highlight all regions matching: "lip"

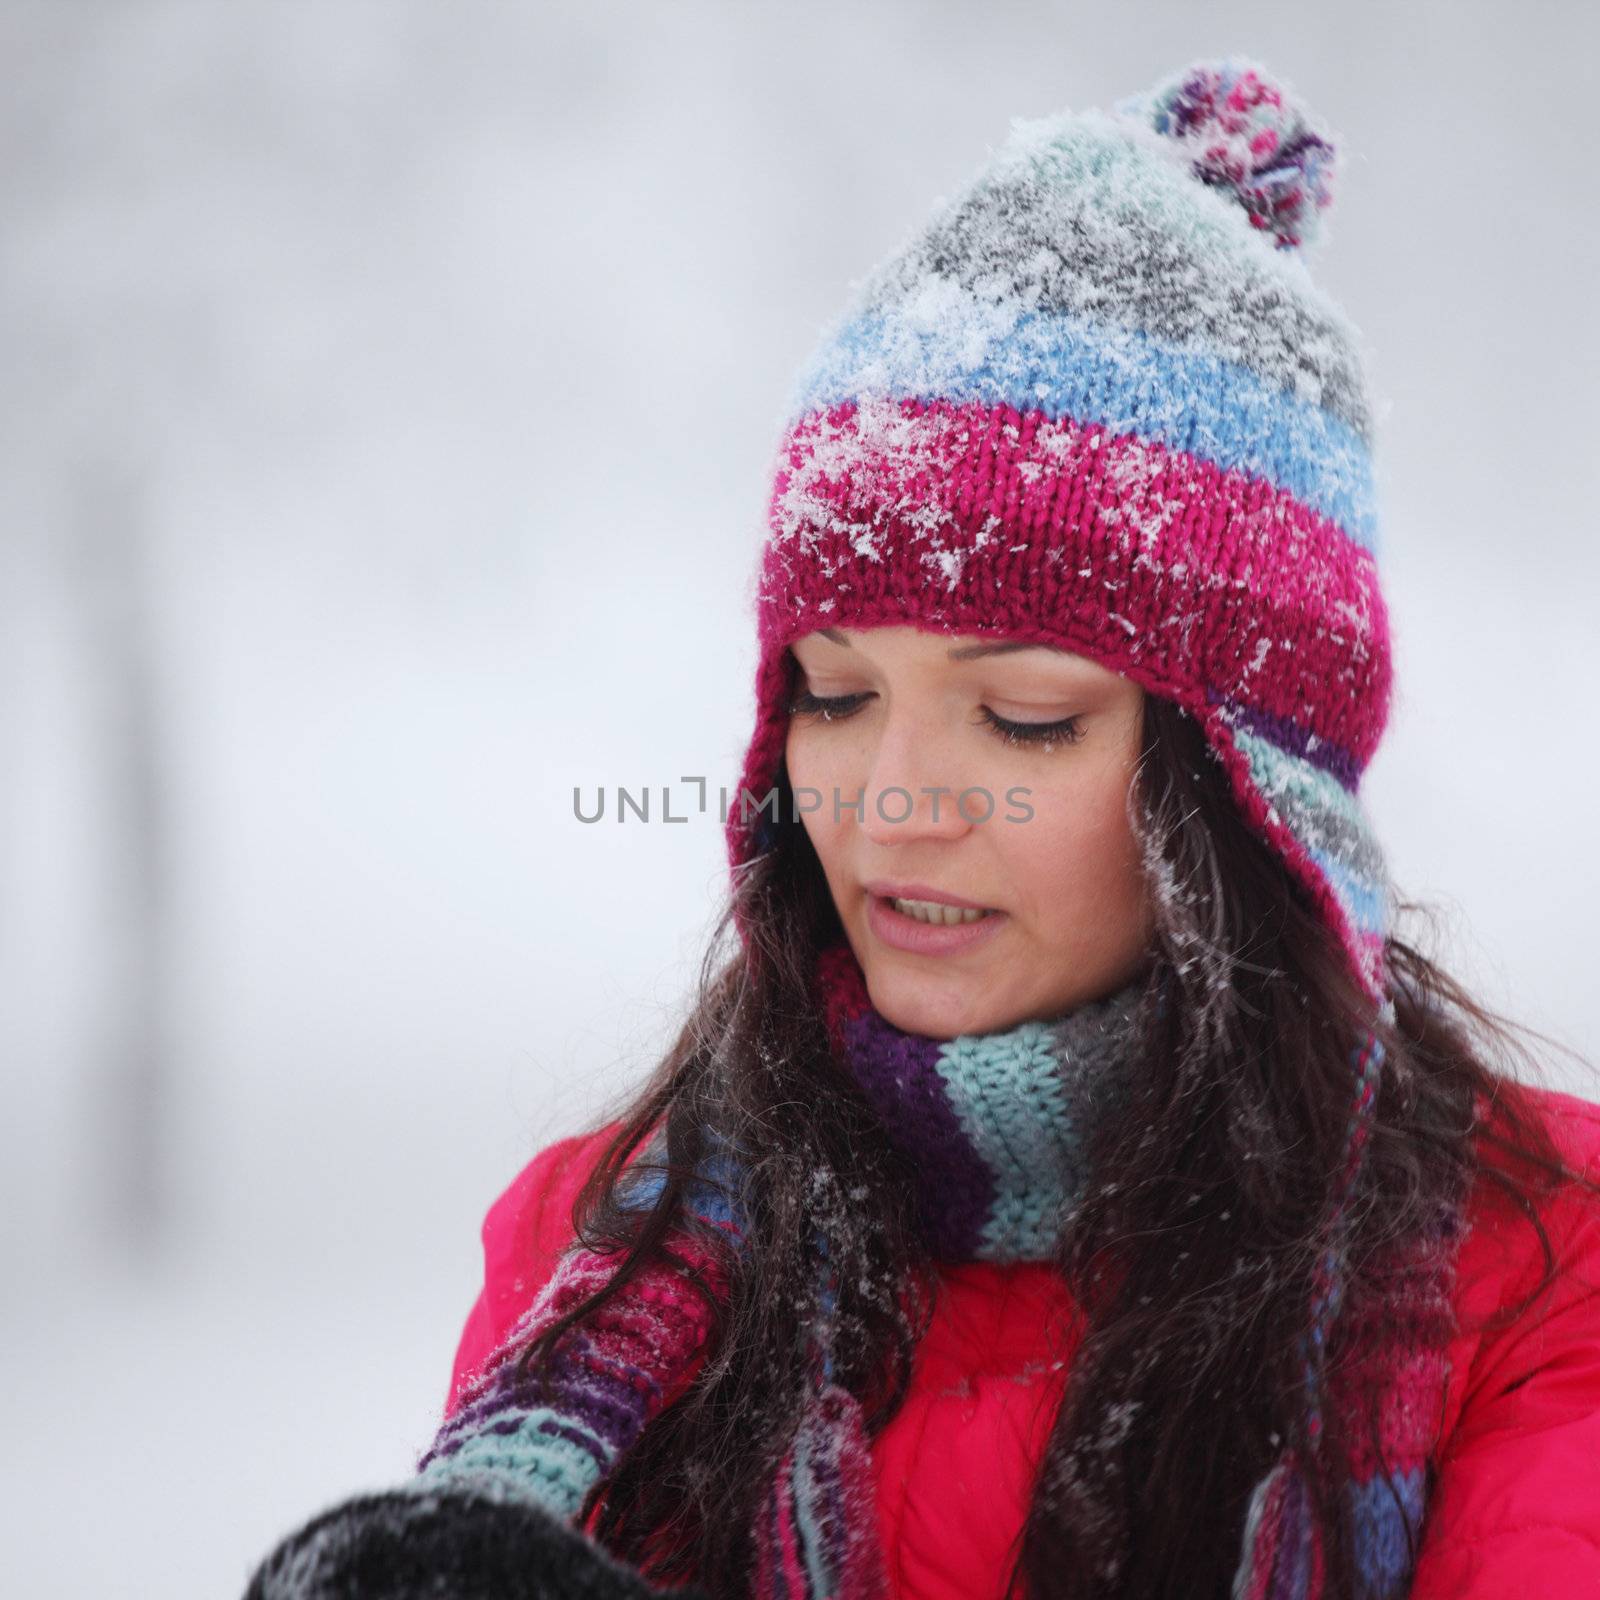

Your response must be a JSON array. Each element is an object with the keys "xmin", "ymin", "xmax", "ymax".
[
  {"xmin": 862, "ymin": 880, "xmax": 999, "ymax": 912},
  {"xmin": 863, "ymin": 883, "xmax": 1008, "ymax": 957}
]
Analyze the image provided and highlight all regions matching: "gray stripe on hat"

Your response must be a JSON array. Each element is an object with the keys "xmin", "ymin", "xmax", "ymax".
[
  {"xmin": 853, "ymin": 110, "xmax": 1372, "ymax": 440},
  {"xmin": 1271, "ymin": 775, "xmax": 1390, "ymax": 886}
]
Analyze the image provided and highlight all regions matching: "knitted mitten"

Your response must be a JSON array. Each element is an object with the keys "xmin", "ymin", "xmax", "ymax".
[{"xmin": 242, "ymin": 1484, "xmax": 711, "ymax": 1600}]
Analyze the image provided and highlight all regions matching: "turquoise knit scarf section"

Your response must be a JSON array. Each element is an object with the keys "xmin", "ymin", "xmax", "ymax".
[{"xmin": 812, "ymin": 936, "xmax": 1152, "ymax": 1263}]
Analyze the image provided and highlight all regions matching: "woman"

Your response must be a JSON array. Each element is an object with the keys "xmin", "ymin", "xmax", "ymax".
[{"xmin": 246, "ymin": 58, "xmax": 1600, "ymax": 1600}]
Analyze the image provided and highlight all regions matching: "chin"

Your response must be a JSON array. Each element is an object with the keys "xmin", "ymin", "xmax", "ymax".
[{"xmin": 865, "ymin": 966, "xmax": 1003, "ymax": 1042}]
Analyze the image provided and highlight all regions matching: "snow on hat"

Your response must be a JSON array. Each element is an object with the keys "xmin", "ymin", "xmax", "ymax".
[{"xmin": 728, "ymin": 57, "xmax": 1395, "ymax": 1007}]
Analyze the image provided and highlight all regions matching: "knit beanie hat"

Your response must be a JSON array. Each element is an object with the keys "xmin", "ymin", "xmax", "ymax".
[{"xmin": 726, "ymin": 56, "xmax": 1393, "ymax": 1009}]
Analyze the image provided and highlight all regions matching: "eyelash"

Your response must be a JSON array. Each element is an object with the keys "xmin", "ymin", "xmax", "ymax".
[{"xmin": 786, "ymin": 690, "xmax": 1086, "ymax": 748}]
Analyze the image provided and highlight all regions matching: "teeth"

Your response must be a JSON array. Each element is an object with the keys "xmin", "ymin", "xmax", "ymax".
[{"xmin": 889, "ymin": 896, "xmax": 993, "ymax": 926}]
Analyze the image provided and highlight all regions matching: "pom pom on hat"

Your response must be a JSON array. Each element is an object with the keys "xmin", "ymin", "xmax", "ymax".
[{"xmin": 1115, "ymin": 57, "xmax": 1339, "ymax": 250}]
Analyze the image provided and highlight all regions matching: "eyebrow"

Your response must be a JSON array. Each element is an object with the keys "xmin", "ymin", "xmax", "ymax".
[{"xmin": 814, "ymin": 627, "xmax": 1064, "ymax": 663}]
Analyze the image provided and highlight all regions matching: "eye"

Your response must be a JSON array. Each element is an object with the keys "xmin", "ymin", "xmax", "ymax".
[
  {"xmin": 979, "ymin": 708, "xmax": 1086, "ymax": 748},
  {"xmin": 787, "ymin": 689, "xmax": 871, "ymax": 723}
]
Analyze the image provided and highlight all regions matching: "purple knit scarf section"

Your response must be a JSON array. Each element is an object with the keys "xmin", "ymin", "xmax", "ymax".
[
  {"xmin": 815, "ymin": 938, "xmax": 1149, "ymax": 1262},
  {"xmin": 835, "ymin": 1007, "xmax": 994, "ymax": 1257}
]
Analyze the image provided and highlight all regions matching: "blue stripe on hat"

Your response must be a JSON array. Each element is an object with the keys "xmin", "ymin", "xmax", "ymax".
[{"xmin": 788, "ymin": 300, "xmax": 1378, "ymax": 554}]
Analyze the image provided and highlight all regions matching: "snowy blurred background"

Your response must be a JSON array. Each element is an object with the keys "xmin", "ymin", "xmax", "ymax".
[{"xmin": 4, "ymin": 2, "xmax": 1597, "ymax": 1594}]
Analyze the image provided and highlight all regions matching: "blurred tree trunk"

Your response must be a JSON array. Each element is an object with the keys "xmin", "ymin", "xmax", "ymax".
[{"xmin": 68, "ymin": 453, "xmax": 171, "ymax": 1253}]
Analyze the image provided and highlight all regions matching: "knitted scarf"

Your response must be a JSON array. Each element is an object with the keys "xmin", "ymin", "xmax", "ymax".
[{"xmin": 414, "ymin": 941, "xmax": 1464, "ymax": 1599}]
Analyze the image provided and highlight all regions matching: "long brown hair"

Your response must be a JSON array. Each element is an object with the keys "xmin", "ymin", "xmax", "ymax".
[{"xmin": 513, "ymin": 686, "xmax": 1599, "ymax": 1598}]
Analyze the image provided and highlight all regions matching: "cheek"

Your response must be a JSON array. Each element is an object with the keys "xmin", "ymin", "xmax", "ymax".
[
  {"xmin": 1004, "ymin": 756, "xmax": 1145, "ymax": 918},
  {"xmin": 784, "ymin": 725, "xmax": 833, "ymax": 809},
  {"xmin": 785, "ymin": 727, "xmax": 850, "ymax": 869}
]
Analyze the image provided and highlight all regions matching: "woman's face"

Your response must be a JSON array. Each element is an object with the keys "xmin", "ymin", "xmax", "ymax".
[{"xmin": 784, "ymin": 626, "xmax": 1155, "ymax": 1039}]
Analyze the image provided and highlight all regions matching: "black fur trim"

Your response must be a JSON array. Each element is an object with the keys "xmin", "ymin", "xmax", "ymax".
[{"xmin": 242, "ymin": 1484, "xmax": 710, "ymax": 1600}]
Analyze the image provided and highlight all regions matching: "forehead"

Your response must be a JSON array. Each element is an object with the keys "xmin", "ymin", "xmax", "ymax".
[{"xmin": 792, "ymin": 625, "xmax": 1118, "ymax": 676}]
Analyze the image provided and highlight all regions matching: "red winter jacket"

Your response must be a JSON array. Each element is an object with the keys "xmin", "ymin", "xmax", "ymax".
[{"xmin": 445, "ymin": 1083, "xmax": 1600, "ymax": 1598}]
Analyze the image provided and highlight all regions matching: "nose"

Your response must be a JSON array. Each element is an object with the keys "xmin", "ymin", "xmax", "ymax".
[{"xmin": 856, "ymin": 713, "xmax": 976, "ymax": 848}]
